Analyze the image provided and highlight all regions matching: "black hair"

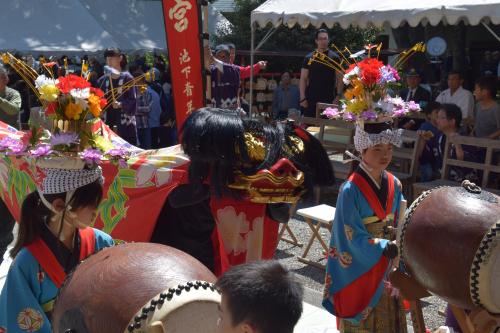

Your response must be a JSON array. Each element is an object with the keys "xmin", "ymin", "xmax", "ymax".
[
  {"xmin": 216, "ymin": 260, "xmax": 303, "ymax": 333},
  {"xmin": 423, "ymin": 101, "xmax": 441, "ymax": 115},
  {"xmin": 448, "ymin": 70, "xmax": 463, "ymax": 80},
  {"xmin": 104, "ymin": 47, "xmax": 121, "ymax": 58},
  {"xmin": 363, "ymin": 121, "xmax": 393, "ymax": 134},
  {"xmin": 11, "ymin": 179, "xmax": 103, "ymax": 258},
  {"xmin": 181, "ymin": 108, "xmax": 334, "ymax": 197},
  {"xmin": 439, "ymin": 103, "xmax": 462, "ymax": 130},
  {"xmin": 315, "ymin": 28, "xmax": 328, "ymax": 40},
  {"xmin": 475, "ymin": 75, "xmax": 497, "ymax": 99}
]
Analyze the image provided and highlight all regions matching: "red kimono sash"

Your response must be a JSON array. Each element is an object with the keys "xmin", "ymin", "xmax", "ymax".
[{"xmin": 26, "ymin": 227, "xmax": 96, "ymax": 288}]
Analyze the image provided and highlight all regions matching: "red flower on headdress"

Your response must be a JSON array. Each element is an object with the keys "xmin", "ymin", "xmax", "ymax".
[
  {"xmin": 56, "ymin": 74, "xmax": 91, "ymax": 93},
  {"xmin": 45, "ymin": 102, "xmax": 58, "ymax": 116},
  {"xmin": 358, "ymin": 58, "xmax": 384, "ymax": 86}
]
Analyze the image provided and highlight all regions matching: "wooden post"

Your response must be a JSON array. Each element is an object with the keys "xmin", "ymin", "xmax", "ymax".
[
  {"xmin": 409, "ymin": 300, "xmax": 426, "ymax": 333},
  {"xmin": 201, "ymin": 1, "xmax": 212, "ymax": 106}
]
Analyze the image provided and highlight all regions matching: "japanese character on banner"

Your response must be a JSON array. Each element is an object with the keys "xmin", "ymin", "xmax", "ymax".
[
  {"xmin": 179, "ymin": 49, "xmax": 191, "ymax": 65},
  {"xmin": 186, "ymin": 100, "xmax": 193, "ymax": 114},
  {"xmin": 168, "ymin": 0, "xmax": 192, "ymax": 32},
  {"xmin": 184, "ymin": 81, "xmax": 194, "ymax": 97},
  {"xmin": 181, "ymin": 66, "xmax": 191, "ymax": 79}
]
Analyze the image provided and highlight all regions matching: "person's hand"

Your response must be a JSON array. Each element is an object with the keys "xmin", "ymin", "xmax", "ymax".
[
  {"xmin": 417, "ymin": 130, "xmax": 434, "ymax": 141},
  {"xmin": 300, "ymin": 99, "xmax": 308, "ymax": 108},
  {"xmin": 112, "ymin": 101, "xmax": 121, "ymax": 109},
  {"xmin": 257, "ymin": 61, "xmax": 267, "ymax": 70}
]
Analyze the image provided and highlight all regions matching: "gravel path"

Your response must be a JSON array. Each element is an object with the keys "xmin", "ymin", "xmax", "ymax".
[{"xmin": 275, "ymin": 202, "xmax": 447, "ymax": 331}]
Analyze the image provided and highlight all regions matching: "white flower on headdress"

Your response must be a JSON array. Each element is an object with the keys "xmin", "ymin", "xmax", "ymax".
[
  {"xmin": 343, "ymin": 66, "xmax": 359, "ymax": 85},
  {"xmin": 70, "ymin": 88, "xmax": 90, "ymax": 110},
  {"xmin": 35, "ymin": 75, "xmax": 58, "ymax": 89}
]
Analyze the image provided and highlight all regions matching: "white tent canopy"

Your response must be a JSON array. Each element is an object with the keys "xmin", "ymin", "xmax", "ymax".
[
  {"xmin": 251, "ymin": 0, "xmax": 500, "ymax": 29},
  {"xmin": 0, "ymin": 0, "xmax": 170, "ymax": 52}
]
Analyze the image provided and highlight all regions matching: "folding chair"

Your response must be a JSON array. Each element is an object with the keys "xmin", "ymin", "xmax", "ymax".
[{"xmin": 296, "ymin": 204, "xmax": 336, "ymax": 270}]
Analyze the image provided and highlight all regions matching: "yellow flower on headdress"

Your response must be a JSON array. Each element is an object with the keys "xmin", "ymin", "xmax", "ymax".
[
  {"xmin": 1, "ymin": 53, "xmax": 9, "ymax": 64},
  {"xmin": 64, "ymin": 102, "xmax": 83, "ymax": 120},
  {"xmin": 345, "ymin": 100, "xmax": 368, "ymax": 115},
  {"xmin": 38, "ymin": 84, "xmax": 60, "ymax": 102},
  {"xmin": 87, "ymin": 94, "xmax": 102, "ymax": 117}
]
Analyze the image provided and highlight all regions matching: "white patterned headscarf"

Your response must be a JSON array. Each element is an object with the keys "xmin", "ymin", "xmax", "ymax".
[
  {"xmin": 38, "ymin": 167, "xmax": 104, "ymax": 194},
  {"xmin": 353, "ymin": 124, "xmax": 403, "ymax": 152}
]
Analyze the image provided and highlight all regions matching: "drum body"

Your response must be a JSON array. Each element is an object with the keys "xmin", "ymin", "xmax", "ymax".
[
  {"xmin": 399, "ymin": 184, "xmax": 500, "ymax": 313},
  {"xmin": 52, "ymin": 243, "xmax": 220, "ymax": 333}
]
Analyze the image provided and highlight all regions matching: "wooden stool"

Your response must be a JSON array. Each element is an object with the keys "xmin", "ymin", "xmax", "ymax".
[{"xmin": 296, "ymin": 204, "xmax": 336, "ymax": 270}]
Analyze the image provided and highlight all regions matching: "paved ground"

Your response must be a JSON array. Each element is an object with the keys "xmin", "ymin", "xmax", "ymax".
[{"xmin": 276, "ymin": 204, "xmax": 447, "ymax": 331}]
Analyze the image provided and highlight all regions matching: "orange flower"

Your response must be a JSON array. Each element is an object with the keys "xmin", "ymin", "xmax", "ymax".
[
  {"xmin": 64, "ymin": 102, "xmax": 83, "ymax": 120},
  {"xmin": 88, "ymin": 94, "xmax": 102, "ymax": 117}
]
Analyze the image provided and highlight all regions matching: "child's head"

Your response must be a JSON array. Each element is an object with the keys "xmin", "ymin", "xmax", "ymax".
[
  {"xmin": 11, "ymin": 179, "xmax": 103, "ymax": 257},
  {"xmin": 360, "ymin": 122, "xmax": 394, "ymax": 172},
  {"xmin": 473, "ymin": 76, "xmax": 497, "ymax": 102},
  {"xmin": 436, "ymin": 103, "xmax": 462, "ymax": 133},
  {"xmin": 215, "ymin": 260, "xmax": 303, "ymax": 333},
  {"xmin": 423, "ymin": 101, "xmax": 441, "ymax": 124}
]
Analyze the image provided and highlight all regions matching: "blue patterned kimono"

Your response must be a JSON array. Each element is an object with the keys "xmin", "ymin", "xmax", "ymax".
[
  {"xmin": 323, "ymin": 167, "xmax": 404, "ymax": 326},
  {"xmin": 0, "ymin": 227, "xmax": 113, "ymax": 333}
]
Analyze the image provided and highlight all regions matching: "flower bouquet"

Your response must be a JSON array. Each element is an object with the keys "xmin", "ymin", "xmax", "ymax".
[
  {"xmin": 0, "ymin": 53, "xmax": 131, "ymax": 168},
  {"xmin": 317, "ymin": 43, "xmax": 426, "ymax": 124}
]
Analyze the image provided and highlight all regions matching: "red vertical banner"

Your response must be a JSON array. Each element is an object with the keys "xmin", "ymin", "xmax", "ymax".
[{"xmin": 162, "ymin": 0, "xmax": 205, "ymax": 133}]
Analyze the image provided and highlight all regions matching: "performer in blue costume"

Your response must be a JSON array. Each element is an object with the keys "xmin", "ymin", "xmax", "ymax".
[
  {"xmin": 323, "ymin": 121, "xmax": 407, "ymax": 333},
  {"xmin": 0, "ymin": 166, "xmax": 114, "ymax": 333}
]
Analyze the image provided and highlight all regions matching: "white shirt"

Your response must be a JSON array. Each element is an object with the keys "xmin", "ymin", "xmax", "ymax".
[
  {"xmin": 406, "ymin": 88, "xmax": 417, "ymax": 102},
  {"xmin": 436, "ymin": 86, "xmax": 475, "ymax": 119}
]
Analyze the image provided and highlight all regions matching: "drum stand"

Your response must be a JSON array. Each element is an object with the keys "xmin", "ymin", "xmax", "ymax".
[{"xmin": 391, "ymin": 269, "xmax": 500, "ymax": 333}]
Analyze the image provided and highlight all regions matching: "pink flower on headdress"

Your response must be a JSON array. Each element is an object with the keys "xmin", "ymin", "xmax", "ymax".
[
  {"xmin": 392, "ymin": 107, "xmax": 407, "ymax": 117},
  {"xmin": 50, "ymin": 132, "xmax": 79, "ymax": 147},
  {"xmin": 343, "ymin": 112, "xmax": 357, "ymax": 122},
  {"xmin": 322, "ymin": 107, "xmax": 340, "ymax": 119},
  {"xmin": 30, "ymin": 144, "xmax": 53, "ymax": 158},
  {"xmin": 361, "ymin": 110, "xmax": 378, "ymax": 121},
  {"xmin": 407, "ymin": 100, "xmax": 420, "ymax": 112},
  {"xmin": 80, "ymin": 148, "xmax": 102, "ymax": 165},
  {"xmin": 0, "ymin": 137, "xmax": 26, "ymax": 155}
]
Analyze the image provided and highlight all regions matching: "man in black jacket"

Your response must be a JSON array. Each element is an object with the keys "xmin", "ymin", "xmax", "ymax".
[{"xmin": 399, "ymin": 68, "xmax": 432, "ymax": 130}]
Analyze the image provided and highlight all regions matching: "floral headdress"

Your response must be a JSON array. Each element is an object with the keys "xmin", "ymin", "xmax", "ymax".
[
  {"xmin": 311, "ymin": 43, "xmax": 426, "ymax": 151},
  {"xmin": 0, "ymin": 53, "xmax": 159, "ymax": 166},
  {"xmin": 0, "ymin": 53, "xmax": 141, "ymax": 194},
  {"xmin": 314, "ymin": 43, "xmax": 426, "ymax": 123}
]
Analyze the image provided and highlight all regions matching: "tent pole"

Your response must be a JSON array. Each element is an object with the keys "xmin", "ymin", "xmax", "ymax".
[
  {"xmin": 481, "ymin": 21, "xmax": 500, "ymax": 43},
  {"xmin": 250, "ymin": 21, "xmax": 255, "ymax": 117}
]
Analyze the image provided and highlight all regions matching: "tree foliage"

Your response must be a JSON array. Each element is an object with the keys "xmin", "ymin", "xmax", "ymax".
[{"xmin": 214, "ymin": 0, "xmax": 381, "ymax": 73}]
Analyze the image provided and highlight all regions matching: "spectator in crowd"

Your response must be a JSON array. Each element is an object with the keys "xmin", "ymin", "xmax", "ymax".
[
  {"xmin": 162, "ymin": 70, "xmax": 172, "ymax": 96},
  {"xmin": 272, "ymin": 71, "xmax": 300, "ymax": 120},
  {"xmin": 436, "ymin": 71, "xmax": 474, "ymax": 126},
  {"xmin": 399, "ymin": 68, "xmax": 432, "ymax": 130},
  {"xmin": 472, "ymin": 76, "xmax": 500, "ymax": 139},
  {"xmin": 226, "ymin": 43, "xmax": 267, "ymax": 80},
  {"xmin": 434, "ymin": 103, "xmax": 481, "ymax": 183},
  {"xmin": 134, "ymin": 70, "xmax": 153, "ymax": 149},
  {"xmin": 479, "ymin": 51, "xmax": 497, "ymax": 76},
  {"xmin": 400, "ymin": 68, "xmax": 431, "ymax": 107},
  {"xmin": 216, "ymin": 260, "xmax": 303, "ymax": 333},
  {"xmin": 144, "ymin": 69, "xmax": 164, "ymax": 149},
  {"xmin": 208, "ymin": 44, "xmax": 241, "ymax": 110},
  {"xmin": 300, "ymin": 29, "xmax": 343, "ymax": 117},
  {"xmin": 0, "ymin": 65, "xmax": 21, "ymax": 128},
  {"xmin": 87, "ymin": 57, "xmax": 103, "ymax": 87},
  {"xmin": 417, "ymin": 101, "xmax": 442, "ymax": 181},
  {"xmin": 226, "ymin": 43, "xmax": 267, "ymax": 114},
  {"xmin": 97, "ymin": 48, "xmax": 138, "ymax": 145}
]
